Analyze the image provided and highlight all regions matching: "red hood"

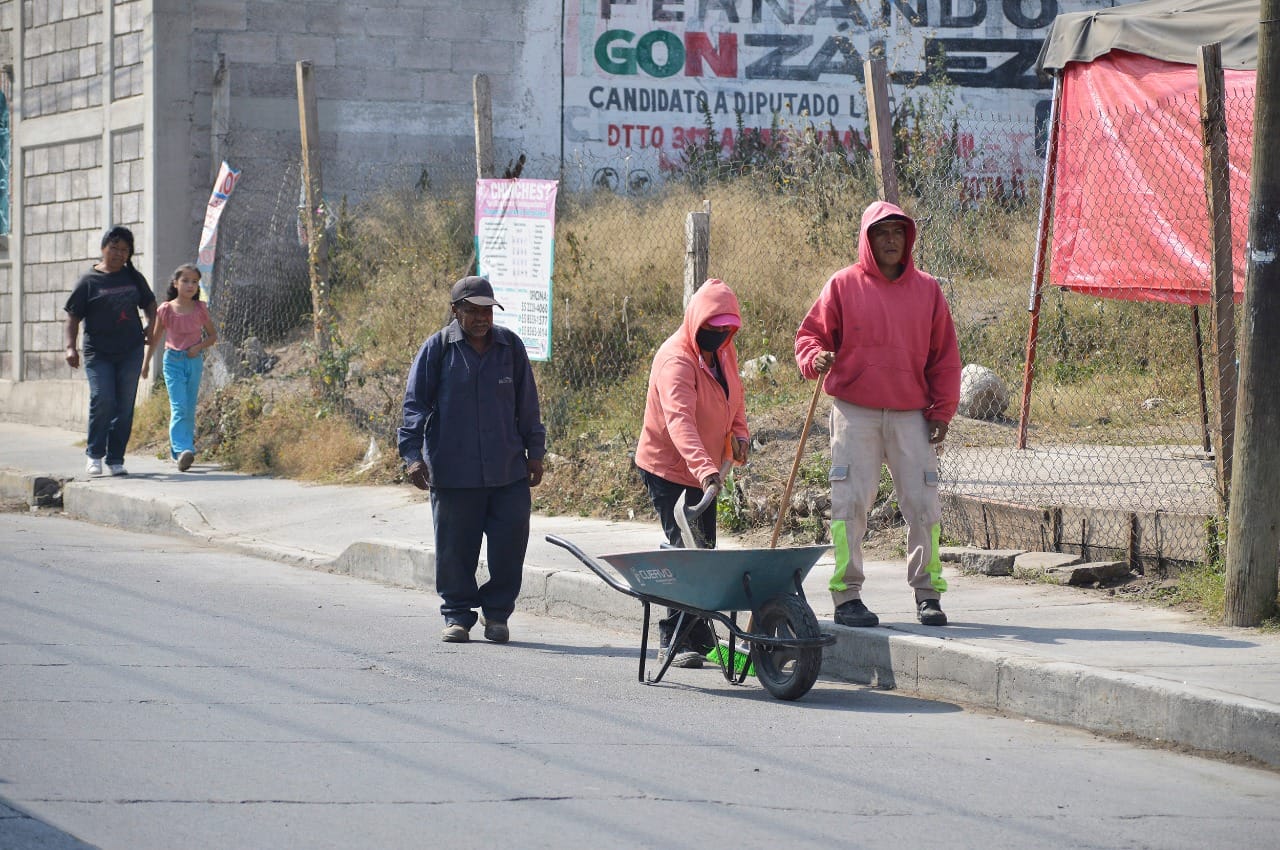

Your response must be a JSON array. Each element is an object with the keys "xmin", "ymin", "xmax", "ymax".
[{"xmin": 856, "ymin": 200, "xmax": 917, "ymax": 282}]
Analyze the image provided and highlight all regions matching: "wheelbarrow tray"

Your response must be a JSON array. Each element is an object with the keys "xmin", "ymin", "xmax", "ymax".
[{"xmin": 595, "ymin": 545, "xmax": 830, "ymax": 614}]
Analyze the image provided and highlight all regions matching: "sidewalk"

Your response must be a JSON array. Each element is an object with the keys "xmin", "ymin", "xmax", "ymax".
[{"xmin": 2, "ymin": 421, "xmax": 1278, "ymax": 768}]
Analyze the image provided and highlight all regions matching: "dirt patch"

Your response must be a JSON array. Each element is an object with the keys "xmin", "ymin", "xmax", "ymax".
[{"xmin": 0, "ymin": 498, "xmax": 30, "ymax": 514}]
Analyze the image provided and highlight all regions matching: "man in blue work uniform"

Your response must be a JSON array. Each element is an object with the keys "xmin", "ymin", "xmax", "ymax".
[{"xmin": 399, "ymin": 276, "xmax": 546, "ymax": 644}]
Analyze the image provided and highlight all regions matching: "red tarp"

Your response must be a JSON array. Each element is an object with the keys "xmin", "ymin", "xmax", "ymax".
[{"xmin": 1049, "ymin": 51, "xmax": 1255, "ymax": 304}]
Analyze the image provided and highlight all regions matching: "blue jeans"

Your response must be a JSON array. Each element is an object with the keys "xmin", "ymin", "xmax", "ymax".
[
  {"xmin": 162, "ymin": 348, "xmax": 204, "ymax": 458},
  {"xmin": 84, "ymin": 345, "xmax": 145, "ymax": 466},
  {"xmin": 429, "ymin": 480, "xmax": 531, "ymax": 627}
]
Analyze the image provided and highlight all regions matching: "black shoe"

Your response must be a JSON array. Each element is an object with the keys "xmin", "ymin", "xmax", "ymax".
[
  {"xmin": 483, "ymin": 620, "xmax": 510, "ymax": 643},
  {"xmin": 834, "ymin": 599, "xmax": 879, "ymax": 627},
  {"xmin": 917, "ymin": 598, "xmax": 948, "ymax": 626}
]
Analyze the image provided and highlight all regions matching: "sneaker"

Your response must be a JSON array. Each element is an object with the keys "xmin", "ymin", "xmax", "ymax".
[
  {"xmin": 107, "ymin": 463, "xmax": 128, "ymax": 477},
  {"xmin": 441, "ymin": 623, "xmax": 471, "ymax": 643},
  {"xmin": 483, "ymin": 620, "xmax": 510, "ymax": 643},
  {"xmin": 834, "ymin": 598, "xmax": 880, "ymax": 627},
  {"xmin": 177, "ymin": 450, "xmax": 195, "ymax": 471},
  {"xmin": 657, "ymin": 645, "xmax": 704, "ymax": 668},
  {"xmin": 917, "ymin": 598, "xmax": 948, "ymax": 626},
  {"xmin": 85, "ymin": 457, "xmax": 104, "ymax": 476}
]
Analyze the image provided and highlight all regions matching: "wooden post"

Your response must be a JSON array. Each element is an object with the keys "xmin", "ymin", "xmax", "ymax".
[
  {"xmin": 295, "ymin": 60, "xmax": 331, "ymax": 354},
  {"xmin": 211, "ymin": 53, "xmax": 230, "ymax": 183},
  {"xmin": 1197, "ymin": 43, "xmax": 1238, "ymax": 519},
  {"xmin": 207, "ymin": 53, "xmax": 231, "ymax": 307},
  {"xmin": 683, "ymin": 201, "xmax": 710, "ymax": 308},
  {"xmin": 1224, "ymin": 1, "xmax": 1280, "ymax": 626},
  {"xmin": 863, "ymin": 57, "xmax": 899, "ymax": 205},
  {"xmin": 473, "ymin": 74, "xmax": 494, "ymax": 180}
]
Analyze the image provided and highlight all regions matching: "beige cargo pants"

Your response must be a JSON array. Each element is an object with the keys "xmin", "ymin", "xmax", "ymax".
[{"xmin": 827, "ymin": 399, "xmax": 948, "ymax": 607}]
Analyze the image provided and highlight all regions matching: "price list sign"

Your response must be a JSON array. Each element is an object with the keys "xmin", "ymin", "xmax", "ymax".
[{"xmin": 474, "ymin": 179, "xmax": 559, "ymax": 361}]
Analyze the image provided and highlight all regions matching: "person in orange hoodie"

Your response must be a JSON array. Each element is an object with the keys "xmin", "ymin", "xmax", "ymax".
[
  {"xmin": 795, "ymin": 201, "xmax": 962, "ymax": 628},
  {"xmin": 634, "ymin": 278, "xmax": 750, "ymax": 667}
]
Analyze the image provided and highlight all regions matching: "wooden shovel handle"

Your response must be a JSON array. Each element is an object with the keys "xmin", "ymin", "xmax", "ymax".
[{"xmin": 769, "ymin": 378, "xmax": 825, "ymax": 549}]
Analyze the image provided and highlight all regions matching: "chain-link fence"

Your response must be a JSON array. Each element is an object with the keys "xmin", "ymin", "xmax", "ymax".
[
  {"xmin": 202, "ymin": 90, "xmax": 1248, "ymax": 572},
  {"xmin": 937, "ymin": 88, "xmax": 1251, "ymax": 574}
]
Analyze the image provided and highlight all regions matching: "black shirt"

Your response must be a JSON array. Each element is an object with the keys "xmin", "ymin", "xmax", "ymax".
[{"xmin": 64, "ymin": 266, "xmax": 156, "ymax": 355}]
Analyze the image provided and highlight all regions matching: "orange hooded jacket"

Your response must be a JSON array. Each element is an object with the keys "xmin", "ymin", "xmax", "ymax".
[{"xmin": 634, "ymin": 279, "xmax": 749, "ymax": 488}]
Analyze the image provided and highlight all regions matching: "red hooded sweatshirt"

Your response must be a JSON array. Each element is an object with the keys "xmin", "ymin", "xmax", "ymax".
[
  {"xmin": 635, "ymin": 278, "xmax": 749, "ymax": 488},
  {"xmin": 795, "ymin": 201, "xmax": 962, "ymax": 422}
]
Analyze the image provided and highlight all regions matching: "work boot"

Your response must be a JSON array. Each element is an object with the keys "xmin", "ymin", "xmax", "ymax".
[
  {"xmin": 834, "ymin": 599, "xmax": 879, "ymax": 627},
  {"xmin": 483, "ymin": 620, "xmax": 510, "ymax": 643},
  {"xmin": 441, "ymin": 623, "xmax": 471, "ymax": 643},
  {"xmin": 917, "ymin": 598, "xmax": 948, "ymax": 626}
]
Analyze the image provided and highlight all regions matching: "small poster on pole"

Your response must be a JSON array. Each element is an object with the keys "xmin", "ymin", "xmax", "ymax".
[
  {"xmin": 474, "ymin": 178, "xmax": 558, "ymax": 361},
  {"xmin": 196, "ymin": 161, "xmax": 241, "ymax": 300}
]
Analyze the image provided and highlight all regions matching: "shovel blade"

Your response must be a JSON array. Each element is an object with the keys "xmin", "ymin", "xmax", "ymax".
[{"xmin": 674, "ymin": 488, "xmax": 715, "ymax": 550}]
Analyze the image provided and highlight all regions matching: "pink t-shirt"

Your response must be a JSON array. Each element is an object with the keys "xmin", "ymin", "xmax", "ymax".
[{"xmin": 157, "ymin": 300, "xmax": 210, "ymax": 351}]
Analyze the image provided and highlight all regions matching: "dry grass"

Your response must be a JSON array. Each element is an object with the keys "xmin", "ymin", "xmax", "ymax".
[{"xmin": 190, "ymin": 154, "xmax": 1216, "ymax": 517}]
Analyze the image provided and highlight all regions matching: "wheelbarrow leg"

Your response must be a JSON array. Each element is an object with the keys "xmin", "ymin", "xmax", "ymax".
[
  {"xmin": 649, "ymin": 609, "xmax": 699, "ymax": 683},
  {"xmin": 639, "ymin": 600, "xmax": 651, "ymax": 683}
]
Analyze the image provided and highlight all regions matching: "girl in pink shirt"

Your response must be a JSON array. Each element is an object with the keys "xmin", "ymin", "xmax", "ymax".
[{"xmin": 142, "ymin": 264, "xmax": 218, "ymax": 471}]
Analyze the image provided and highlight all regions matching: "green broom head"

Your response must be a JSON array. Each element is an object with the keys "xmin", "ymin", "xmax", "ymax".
[{"xmin": 706, "ymin": 641, "xmax": 753, "ymax": 675}]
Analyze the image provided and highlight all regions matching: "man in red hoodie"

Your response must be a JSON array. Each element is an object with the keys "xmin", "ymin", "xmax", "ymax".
[{"xmin": 795, "ymin": 201, "xmax": 962, "ymax": 627}]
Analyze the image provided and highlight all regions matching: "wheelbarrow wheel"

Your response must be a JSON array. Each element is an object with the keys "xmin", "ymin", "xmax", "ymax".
[{"xmin": 750, "ymin": 594, "xmax": 823, "ymax": 701}]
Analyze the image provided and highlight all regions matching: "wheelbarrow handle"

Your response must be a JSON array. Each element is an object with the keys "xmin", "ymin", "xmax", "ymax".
[{"xmin": 545, "ymin": 534, "xmax": 641, "ymax": 600}]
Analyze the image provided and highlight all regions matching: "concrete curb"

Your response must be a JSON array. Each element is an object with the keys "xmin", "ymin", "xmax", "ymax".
[
  {"xmin": 825, "ymin": 628, "xmax": 1280, "ymax": 766},
  {"xmin": 5, "ymin": 470, "xmax": 1278, "ymax": 768}
]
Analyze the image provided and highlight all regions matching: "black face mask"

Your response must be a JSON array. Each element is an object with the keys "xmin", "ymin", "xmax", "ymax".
[{"xmin": 696, "ymin": 327, "xmax": 732, "ymax": 352}]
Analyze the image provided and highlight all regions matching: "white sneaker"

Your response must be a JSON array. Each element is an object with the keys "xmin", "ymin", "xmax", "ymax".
[
  {"xmin": 107, "ymin": 463, "xmax": 128, "ymax": 476},
  {"xmin": 86, "ymin": 457, "xmax": 103, "ymax": 476},
  {"xmin": 177, "ymin": 450, "xmax": 195, "ymax": 471}
]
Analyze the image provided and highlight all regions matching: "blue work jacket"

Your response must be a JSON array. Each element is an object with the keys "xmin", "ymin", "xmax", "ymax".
[{"xmin": 398, "ymin": 321, "xmax": 546, "ymax": 489}]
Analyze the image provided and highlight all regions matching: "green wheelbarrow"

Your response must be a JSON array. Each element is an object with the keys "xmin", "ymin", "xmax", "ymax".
[{"xmin": 546, "ymin": 534, "xmax": 836, "ymax": 701}]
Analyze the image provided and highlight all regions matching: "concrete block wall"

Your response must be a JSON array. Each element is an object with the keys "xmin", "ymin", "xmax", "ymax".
[
  {"xmin": 110, "ymin": 126, "xmax": 144, "ymax": 237},
  {"xmin": 0, "ymin": 260, "xmax": 10, "ymax": 380},
  {"xmin": 112, "ymin": 0, "xmax": 144, "ymax": 101},
  {"xmin": 23, "ymin": 0, "xmax": 104, "ymax": 119},
  {"xmin": 21, "ymin": 139, "xmax": 102, "ymax": 380},
  {"xmin": 3, "ymin": 0, "xmax": 557, "ymax": 424},
  {"xmin": 188, "ymin": 0, "xmax": 532, "ymax": 205}
]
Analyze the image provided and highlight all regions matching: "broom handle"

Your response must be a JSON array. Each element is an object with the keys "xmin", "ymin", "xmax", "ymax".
[{"xmin": 769, "ymin": 377, "xmax": 825, "ymax": 549}]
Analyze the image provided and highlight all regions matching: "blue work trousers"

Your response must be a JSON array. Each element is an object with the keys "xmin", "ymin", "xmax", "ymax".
[
  {"xmin": 430, "ymin": 479, "xmax": 531, "ymax": 627},
  {"xmin": 84, "ymin": 345, "xmax": 144, "ymax": 466},
  {"xmin": 163, "ymin": 349, "xmax": 204, "ymax": 458}
]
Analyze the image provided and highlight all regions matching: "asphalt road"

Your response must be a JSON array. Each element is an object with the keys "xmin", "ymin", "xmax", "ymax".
[{"xmin": 2, "ymin": 512, "xmax": 1278, "ymax": 850}]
